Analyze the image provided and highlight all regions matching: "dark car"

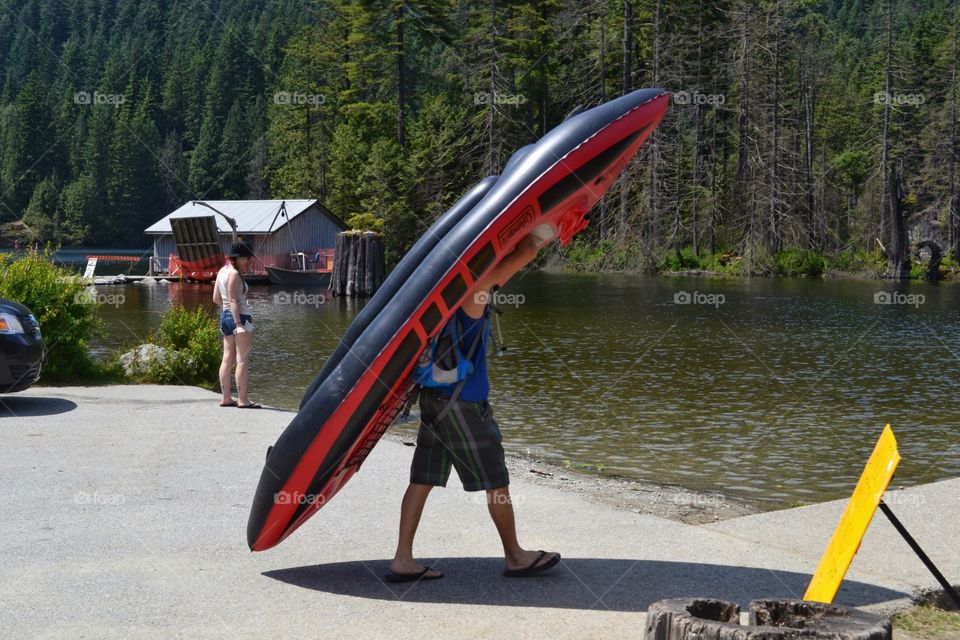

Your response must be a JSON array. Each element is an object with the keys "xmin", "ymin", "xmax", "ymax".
[{"xmin": 0, "ymin": 298, "xmax": 44, "ymax": 393}]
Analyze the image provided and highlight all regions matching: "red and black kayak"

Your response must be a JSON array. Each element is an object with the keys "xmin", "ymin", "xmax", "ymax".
[
  {"xmin": 247, "ymin": 88, "xmax": 669, "ymax": 551},
  {"xmin": 296, "ymin": 175, "xmax": 500, "ymax": 410}
]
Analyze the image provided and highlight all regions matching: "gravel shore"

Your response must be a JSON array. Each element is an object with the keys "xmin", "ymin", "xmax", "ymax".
[{"xmin": 383, "ymin": 430, "xmax": 758, "ymax": 524}]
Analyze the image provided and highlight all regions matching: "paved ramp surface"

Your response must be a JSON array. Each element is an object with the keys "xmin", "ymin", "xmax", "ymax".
[{"xmin": 1, "ymin": 387, "xmax": 955, "ymax": 638}]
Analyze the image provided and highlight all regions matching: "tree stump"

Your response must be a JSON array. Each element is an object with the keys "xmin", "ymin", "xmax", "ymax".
[
  {"xmin": 329, "ymin": 231, "xmax": 385, "ymax": 297},
  {"xmin": 645, "ymin": 598, "xmax": 891, "ymax": 640}
]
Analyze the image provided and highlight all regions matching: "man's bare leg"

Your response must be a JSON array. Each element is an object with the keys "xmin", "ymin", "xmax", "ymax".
[
  {"xmin": 390, "ymin": 483, "xmax": 442, "ymax": 577},
  {"xmin": 486, "ymin": 486, "xmax": 559, "ymax": 571}
]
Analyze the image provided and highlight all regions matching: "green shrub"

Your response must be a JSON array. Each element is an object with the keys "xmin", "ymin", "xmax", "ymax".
[
  {"xmin": 825, "ymin": 249, "xmax": 887, "ymax": 276},
  {"xmin": 134, "ymin": 306, "xmax": 221, "ymax": 387},
  {"xmin": 0, "ymin": 245, "xmax": 102, "ymax": 381},
  {"xmin": 825, "ymin": 249, "xmax": 855, "ymax": 272},
  {"xmin": 699, "ymin": 250, "xmax": 744, "ymax": 275},
  {"xmin": 346, "ymin": 213, "xmax": 385, "ymax": 233},
  {"xmin": 564, "ymin": 237, "xmax": 611, "ymax": 272},
  {"xmin": 774, "ymin": 249, "xmax": 826, "ymax": 277},
  {"xmin": 741, "ymin": 246, "xmax": 776, "ymax": 276},
  {"xmin": 657, "ymin": 247, "xmax": 701, "ymax": 272}
]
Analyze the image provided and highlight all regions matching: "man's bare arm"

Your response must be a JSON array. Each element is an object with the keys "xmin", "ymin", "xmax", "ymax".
[{"xmin": 461, "ymin": 231, "xmax": 551, "ymax": 319}]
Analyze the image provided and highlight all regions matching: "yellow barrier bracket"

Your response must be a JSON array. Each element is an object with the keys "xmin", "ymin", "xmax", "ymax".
[{"xmin": 803, "ymin": 424, "xmax": 901, "ymax": 603}]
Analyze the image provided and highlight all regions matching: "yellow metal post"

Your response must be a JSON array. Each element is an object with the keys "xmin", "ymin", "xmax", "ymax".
[{"xmin": 803, "ymin": 424, "xmax": 901, "ymax": 603}]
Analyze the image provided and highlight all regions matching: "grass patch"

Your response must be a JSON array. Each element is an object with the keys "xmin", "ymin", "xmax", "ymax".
[{"xmin": 894, "ymin": 603, "xmax": 960, "ymax": 639}]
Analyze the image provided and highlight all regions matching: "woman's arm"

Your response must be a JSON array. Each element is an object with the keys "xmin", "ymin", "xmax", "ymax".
[
  {"xmin": 228, "ymin": 270, "xmax": 245, "ymax": 332},
  {"xmin": 212, "ymin": 278, "xmax": 222, "ymax": 306}
]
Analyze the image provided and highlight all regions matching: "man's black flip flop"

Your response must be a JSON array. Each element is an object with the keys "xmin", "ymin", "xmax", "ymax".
[
  {"xmin": 237, "ymin": 403, "xmax": 262, "ymax": 409},
  {"xmin": 384, "ymin": 567, "xmax": 444, "ymax": 583},
  {"xmin": 220, "ymin": 401, "xmax": 237, "ymax": 407},
  {"xmin": 503, "ymin": 551, "xmax": 560, "ymax": 578}
]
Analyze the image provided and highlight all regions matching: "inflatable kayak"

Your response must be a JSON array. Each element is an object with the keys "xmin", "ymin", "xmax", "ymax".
[
  {"xmin": 247, "ymin": 88, "xmax": 669, "ymax": 551},
  {"xmin": 297, "ymin": 176, "xmax": 500, "ymax": 410},
  {"xmin": 296, "ymin": 147, "xmax": 538, "ymax": 409},
  {"xmin": 300, "ymin": 145, "xmax": 533, "ymax": 409}
]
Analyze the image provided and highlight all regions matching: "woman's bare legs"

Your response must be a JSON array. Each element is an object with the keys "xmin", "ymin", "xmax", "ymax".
[
  {"xmin": 219, "ymin": 335, "xmax": 236, "ymax": 404},
  {"xmin": 235, "ymin": 331, "xmax": 254, "ymax": 406}
]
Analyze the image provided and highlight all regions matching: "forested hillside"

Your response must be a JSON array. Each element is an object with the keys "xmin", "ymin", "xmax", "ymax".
[
  {"xmin": 0, "ymin": 0, "xmax": 302, "ymax": 245},
  {"xmin": 1, "ymin": 0, "xmax": 958, "ymax": 274}
]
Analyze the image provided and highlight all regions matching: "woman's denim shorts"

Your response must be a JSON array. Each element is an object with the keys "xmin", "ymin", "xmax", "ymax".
[{"xmin": 220, "ymin": 310, "xmax": 253, "ymax": 336}]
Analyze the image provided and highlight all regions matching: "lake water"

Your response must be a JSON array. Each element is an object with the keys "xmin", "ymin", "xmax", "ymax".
[{"xmin": 90, "ymin": 272, "xmax": 960, "ymax": 509}]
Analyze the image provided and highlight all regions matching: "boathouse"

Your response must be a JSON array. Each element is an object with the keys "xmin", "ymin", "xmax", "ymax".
[{"xmin": 144, "ymin": 200, "xmax": 347, "ymax": 277}]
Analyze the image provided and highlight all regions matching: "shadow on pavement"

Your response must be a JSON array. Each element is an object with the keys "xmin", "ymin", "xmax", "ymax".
[
  {"xmin": 264, "ymin": 558, "xmax": 906, "ymax": 611},
  {"xmin": 0, "ymin": 395, "xmax": 77, "ymax": 417}
]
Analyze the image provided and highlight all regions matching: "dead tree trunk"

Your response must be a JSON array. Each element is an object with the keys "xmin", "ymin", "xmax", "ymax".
[
  {"xmin": 647, "ymin": 0, "xmax": 664, "ymax": 248},
  {"xmin": 769, "ymin": 0, "xmax": 781, "ymax": 254},
  {"xmin": 736, "ymin": 3, "xmax": 750, "ymax": 181},
  {"xmin": 691, "ymin": 0, "xmax": 704, "ymax": 256},
  {"xmin": 880, "ymin": 0, "xmax": 893, "ymax": 243},
  {"xmin": 599, "ymin": 10, "xmax": 607, "ymax": 103},
  {"xmin": 618, "ymin": 0, "xmax": 634, "ymax": 238},
  {"xmin": 803, "ymin": 60, "xmax": 817, "ymax": 248},
  {"xmin": 598, "ymin": 9, "xmax": 608, "ymax": 241},
  {"xmin": 950, "ymin": 9, "xmax": 959, "ymax": 259},
  {"xmin": 329, "ymin": 231, "xmax": 385, "ymax": 297},
  {"xmin": 889, "ymin": 166, "xmax": 910, "ymax": 280},
  {"xmin": 396, "ymin": 2, "xmax": 407, "ymax": 147}
]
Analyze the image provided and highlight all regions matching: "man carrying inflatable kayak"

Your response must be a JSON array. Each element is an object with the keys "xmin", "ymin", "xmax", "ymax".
[{"xmin": 387, "ymin": 230, "xmax": 560, "ymax": 583}]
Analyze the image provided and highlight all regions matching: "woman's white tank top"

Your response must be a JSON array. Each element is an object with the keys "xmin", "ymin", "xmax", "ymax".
[{"xmin": 216, "ymin": 265, "xmax": 251, "ymax": 315}]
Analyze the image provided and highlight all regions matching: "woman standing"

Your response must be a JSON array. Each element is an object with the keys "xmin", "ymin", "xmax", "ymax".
[{"xmin": 213, "ymin": 241, "xmax": 260, "ymax": 408}]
